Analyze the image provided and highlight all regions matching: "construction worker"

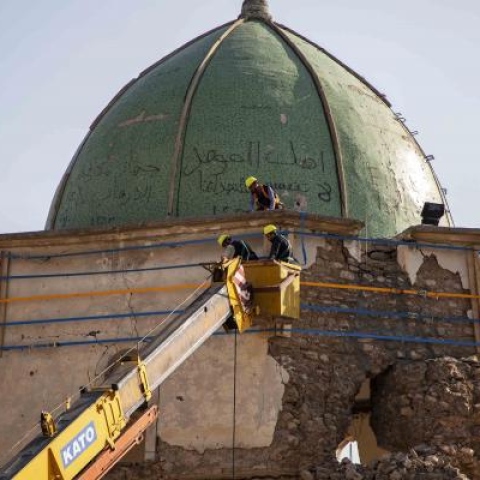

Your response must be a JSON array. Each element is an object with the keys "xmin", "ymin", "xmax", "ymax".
[
  {"xmin": 217, "ymin": 234, "xmax": 259, "ymax": 262},
  {"xmin": 263, "ymin": 224, "xmax": 296, "ymax": 263},
  {"xmin": 245, "ymin": 176, "xmax": 283, "ymax": 211}
]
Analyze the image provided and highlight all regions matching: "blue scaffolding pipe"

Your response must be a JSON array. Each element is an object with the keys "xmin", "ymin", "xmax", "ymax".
[
  {"xmin": 2, "ymin": 309, "xmax": 184, "ymax": 327},
  {"xmin": 0, "ymin": 262, "xmax": 203, "ymax": 282},
  {"xmin": 2, "ymin": 327, "xmax": 479, "ymax": 351},
  {"xmin": 7, "ymin": 229, "xmax": 477, "ymax": 262}
]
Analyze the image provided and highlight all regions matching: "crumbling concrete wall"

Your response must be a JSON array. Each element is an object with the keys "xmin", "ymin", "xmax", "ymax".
[
  {"xmin": 1, "ymin": 216, "xmax": 479, "ymax": 480},
  {"xmin": 0, "ymin": 212, "xmax": 333, "ymax": 470}
]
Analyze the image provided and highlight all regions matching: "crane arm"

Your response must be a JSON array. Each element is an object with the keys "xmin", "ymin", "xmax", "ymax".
[
  {"xmin": 0, "ymin": 278, "xmax": 240, "ymax": 480},
  {"xmin": 0, "ymin": 258, "xmax": 281, "ymax": 480}
]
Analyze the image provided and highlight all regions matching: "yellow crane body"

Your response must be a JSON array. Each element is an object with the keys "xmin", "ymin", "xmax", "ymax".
[{"xmin": 6, "ymin": 390, "xmax": 125, "ymax": 480}]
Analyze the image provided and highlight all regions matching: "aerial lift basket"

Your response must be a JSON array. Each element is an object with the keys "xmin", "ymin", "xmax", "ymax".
[{"xmin": 243, "ymin": 260, "xmax": 301, "ymax": 320}]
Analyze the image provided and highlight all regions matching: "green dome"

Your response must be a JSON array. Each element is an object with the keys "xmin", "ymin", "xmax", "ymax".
[{"xmin": 46, "ymin": 0, "xmax": 449, "ymax": 237}]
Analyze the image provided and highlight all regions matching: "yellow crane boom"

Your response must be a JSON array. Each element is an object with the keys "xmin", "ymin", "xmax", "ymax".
[{"xmin": 0, "ymin": 259, "xmax": 300, "ymax": 480}]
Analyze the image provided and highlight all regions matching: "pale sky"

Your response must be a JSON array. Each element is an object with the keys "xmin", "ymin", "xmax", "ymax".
[{"xmin": 0, "ymin": 0, "xmax": 479, "ymax": 234}]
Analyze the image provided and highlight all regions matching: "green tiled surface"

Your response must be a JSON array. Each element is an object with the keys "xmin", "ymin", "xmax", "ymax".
[
  {"xmin": 177, "ymin": 22, "xmax": 339, "ymax": 218},
  {"xmin": 52, "ymin": 26, "xmax": 229, "ymax": 229},
  {"xmin": 49, "ymin": 18, "xmax": 448, "ymax": 237},
  {"xmin": 284, "ymin": 31, "xmax": 446, "ymax": 237}
]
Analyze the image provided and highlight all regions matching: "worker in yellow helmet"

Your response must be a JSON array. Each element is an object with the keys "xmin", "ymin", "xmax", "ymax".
[
  {"xmin": 217, "ymin": 234, "xmax": 258, "ymax": 262},
  {"xmin": 245, "ymin": 176, "xmax": 283, "ymax": 211},
  {"xmin": 263, "ymin": 224, "xmax": 295, "ymax": 263}
]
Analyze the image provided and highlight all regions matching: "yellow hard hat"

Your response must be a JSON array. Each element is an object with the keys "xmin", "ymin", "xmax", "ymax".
[
  {"xmin": 245, "ymin": 176, "xmax": 257, "ymax": 188},
  {"xmin": 217, "ymin": 234, "xmax": 230, "ymax": 246},
  {"xmin": 263, "ymin": 224, "xmax": 277, "ymax": 235}
]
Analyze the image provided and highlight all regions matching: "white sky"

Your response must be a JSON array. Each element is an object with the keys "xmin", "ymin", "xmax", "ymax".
[{"xmin": 0, "ymin": 0, "xmax": 479, "ymax": 234}]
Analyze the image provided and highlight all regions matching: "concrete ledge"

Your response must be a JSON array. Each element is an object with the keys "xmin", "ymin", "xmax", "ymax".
[
  {"xmin": 0, "ymin": 211, "xmax": 364, "ymax": 250},
  {"xmin": 399, "ymin": 225, "xmax": 480, "ymax": 247}
]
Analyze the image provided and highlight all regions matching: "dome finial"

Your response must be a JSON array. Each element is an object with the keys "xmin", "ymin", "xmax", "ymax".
[{"xmin": 240, "ymin": 0, "xmax": 272, "ymax": 21}]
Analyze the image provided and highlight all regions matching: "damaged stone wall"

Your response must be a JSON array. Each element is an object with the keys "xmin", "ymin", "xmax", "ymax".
[
  {"xmin": 107, "ymin": 235, "xmax": 480, "ymax": 479},
  {"xmin": 370, "ymin": 356, "xmax": 480, "ymax": 478}
]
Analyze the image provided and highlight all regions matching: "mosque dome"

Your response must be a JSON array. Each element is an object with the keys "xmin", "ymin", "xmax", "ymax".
[{"xmin": 46, "ymin": 0, "xmax": 450, "ymax": 237}]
